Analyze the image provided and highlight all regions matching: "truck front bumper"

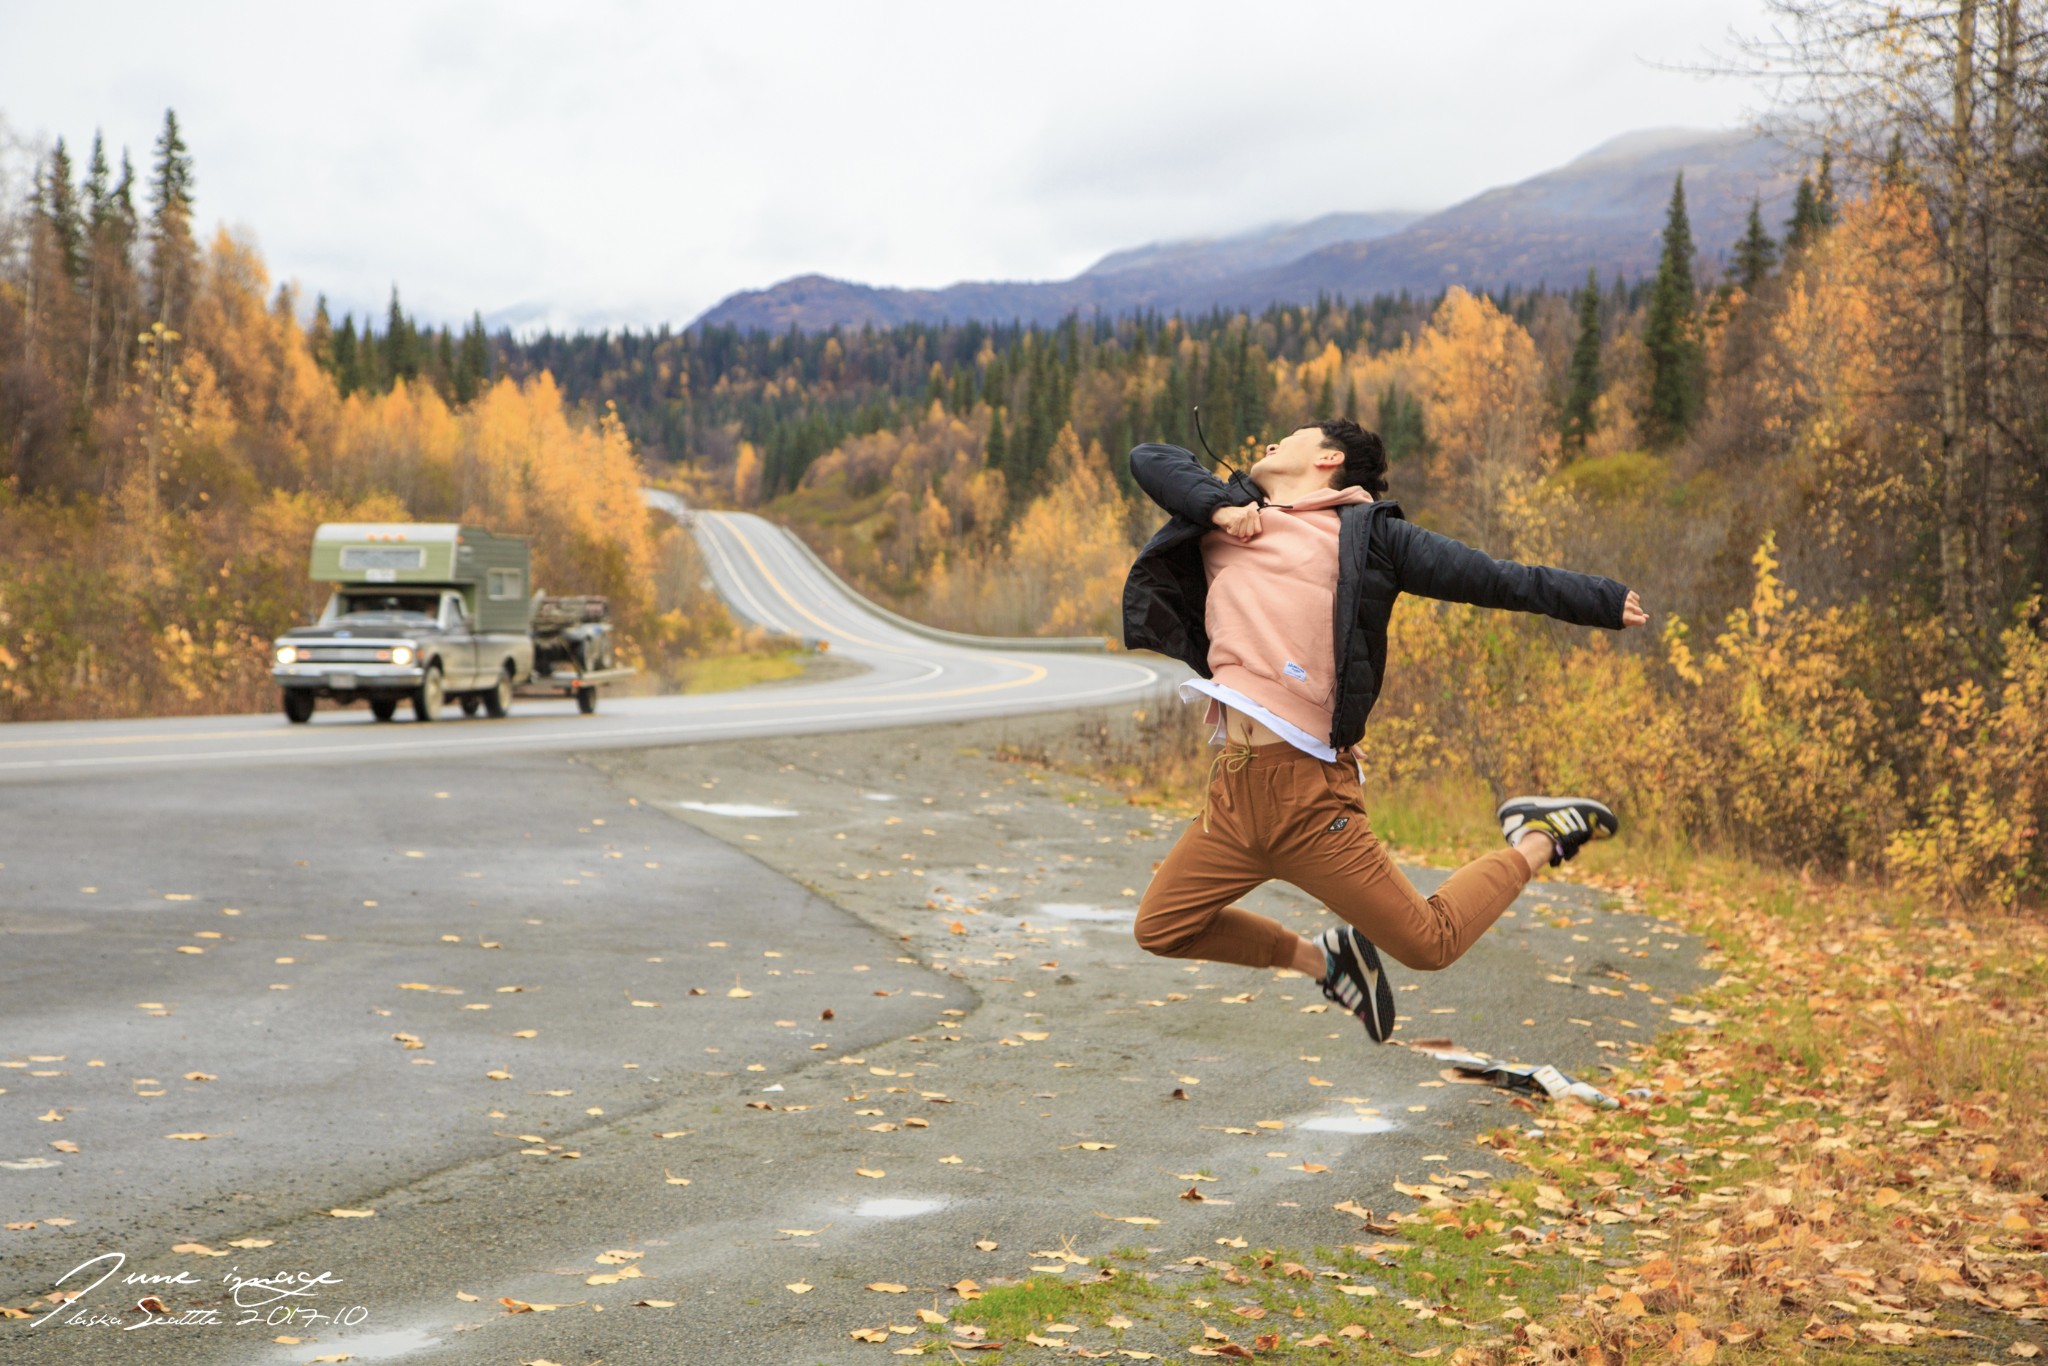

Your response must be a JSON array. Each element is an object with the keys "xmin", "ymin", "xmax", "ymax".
[{"xmin": 274, "ymin": 665, "xmax": 425, "ymax": 698}]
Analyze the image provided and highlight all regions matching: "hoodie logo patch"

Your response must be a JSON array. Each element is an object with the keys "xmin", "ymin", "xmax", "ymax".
[
  {"xmin": 1327, "ymin": 816, "xmax": 1349, "ymax": 832},
  {"xmin": 1283, "ymin": 660, "xmax": 1308, "ymax": 681}
]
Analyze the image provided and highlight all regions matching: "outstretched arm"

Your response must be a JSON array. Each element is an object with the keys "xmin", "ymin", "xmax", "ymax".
[
  {"xmin": 1385, "ymin": 519, "xmax": 1639, "ymax": 629},
  {"xmin": 1129, "ymin": 443, "xmax": 1255, "ymax": 528}
]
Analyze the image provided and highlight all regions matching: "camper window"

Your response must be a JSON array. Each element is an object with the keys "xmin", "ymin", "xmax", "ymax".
[{"xmin": 339, "ymin": 591, "xmax": 439, "ymax": 619}]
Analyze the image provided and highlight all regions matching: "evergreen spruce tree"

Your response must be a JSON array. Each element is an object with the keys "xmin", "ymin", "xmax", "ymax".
[
  {"xmin": 1151, "ymin": 358, "xmax": 1187, "ymax": 445},
  {"xmin": 384, "ymin": 287, "xmax": 419, "ymax": 382},
  {"xmin": 42, "ymin": 140, "xmax": 85, "ymax": 283},
  {"xmin": 1316, "ymin": 370, "xmax": 1335, "ymax": 418},
  {"xmin": 1232, "ymin": 332, "xmax": 1267, "ymax": 446},
  {"xmin": 1642, "ymin": 172, "xmax": 1703, "ymax": 446},
  {"xmin": 112, "ymin": 151, "xmax": 137, "ymax": 226},
  {"xmin": 359, "ymin": 322, "xmax": 382, "ymax": 393},
  {"xmin": 454, "ymin": 312, "xmax": 489, "ymax": 404},
  {"xmin": 84, "ymin": 134, "xmax": 111, "ymax": 229},
  {"xmin": 1732, "ymin": 198, "xmax": 1779, "ymax": 294},
  {"xmin": 147, "ymin": 109, "xmax": 197, "ymax": 328},
  {"xmin": 1375, "ymin": 384, "xmax": 1427, "ymax": 467},
  {"xmin": 1561, "ymin": 267, "xmax": 1603, "ymax": 452},
  {"xmin": 309, "ymin": 295, "xmax": 333, "ymax": 367},
  {"xmin": 333, "ymin": 316, "xmax": 361, "ymax": 396},
  {"xmin": 1342, "ymin": 376, "xmax": 1357, "ymax": 422},
  {"xmin": 984, "ymin": 406, "xmax": 1008, "ymax": 482},
  {"xmin": 1814, "ymin": 149, "xmax": 1836, "ymax": 228},
  {"xmin": 1785, "ymin": 175, "xmax": 1820, "ymax": 255}
]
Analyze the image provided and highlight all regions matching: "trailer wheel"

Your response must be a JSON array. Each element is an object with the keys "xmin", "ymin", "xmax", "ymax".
[
  {"xmin": 412, "ymin": 664, "xmax": 444, "ymax": 722},
  {"xmin": 282, "ymin": 690, "xmax": 315, "ymax": 724},
  {"xmin": 576, "ymin": 685, "xmax": 598, "ymax": 715},
  {"xmin": 482, "ymin": 666, "xmax": 514, "ymax": 718},
  {"xmin": 371, "ymin": 697, "xmax": 399, "ymax": 722}
]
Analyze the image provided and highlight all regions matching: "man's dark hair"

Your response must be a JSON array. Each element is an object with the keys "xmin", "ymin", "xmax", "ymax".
[{"xmin": 1313, "ymin": 418, "xmax": 1389, "ymax": 495}]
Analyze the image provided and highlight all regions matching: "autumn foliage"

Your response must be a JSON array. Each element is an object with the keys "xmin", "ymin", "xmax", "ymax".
[{"xmin": 2, "ymin": 217, "xmax": 714, "ymax": 720}]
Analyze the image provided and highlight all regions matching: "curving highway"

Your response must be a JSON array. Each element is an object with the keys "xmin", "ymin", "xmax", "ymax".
[{"xmin": 0, "ymin": 501, "xmax": 1174, "ymax": 784}]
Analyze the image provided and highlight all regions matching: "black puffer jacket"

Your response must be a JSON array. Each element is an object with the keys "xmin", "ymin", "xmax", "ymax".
[{"xmin": 1120, "ymin": 443, "xmax": 1630, "ymax": 753}]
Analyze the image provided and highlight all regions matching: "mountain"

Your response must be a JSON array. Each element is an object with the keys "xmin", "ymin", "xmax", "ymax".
[
  {"xmin": 692, "ymin": 128, "xmax": 1807, "ymax": 333},
  {"xmin": 1220, "ymin": 129, "xmax": 1802, "ymax": 309}
]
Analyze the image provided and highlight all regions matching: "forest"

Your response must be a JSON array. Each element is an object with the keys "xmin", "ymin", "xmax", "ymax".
[{"xmin": 3, "ymin": 0, "xmax": 2044, "ymax": 911}]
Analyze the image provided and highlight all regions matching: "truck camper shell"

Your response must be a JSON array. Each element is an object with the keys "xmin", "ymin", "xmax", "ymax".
[{"xmin": 311, "ymin": 523, "xmax": 532, "ymax": 635}]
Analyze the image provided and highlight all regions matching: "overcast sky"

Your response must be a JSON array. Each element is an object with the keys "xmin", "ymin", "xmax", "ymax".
[{"xmin": 0, "ymin": 0, "xmax": 1781, "ymax": 333}]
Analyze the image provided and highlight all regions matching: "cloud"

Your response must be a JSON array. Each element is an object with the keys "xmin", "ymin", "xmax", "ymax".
[{"xmin": 0, "ymin": 0, "xmax": 1775, "ymax": 331}]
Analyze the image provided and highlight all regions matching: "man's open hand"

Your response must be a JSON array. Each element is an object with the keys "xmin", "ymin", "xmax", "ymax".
[
  {"xmin": 1212, "ymin": 504, "xmax": 1262, "ymax": 540},
  {"xmin": 1621, "ymin": 589, "xmax": 1648, "ymax": 628}
]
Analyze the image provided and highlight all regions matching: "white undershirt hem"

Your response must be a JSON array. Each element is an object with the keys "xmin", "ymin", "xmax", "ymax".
[{"xmin": 1177, "ymin": 677, "xmax": 1338, "ymax": 763}]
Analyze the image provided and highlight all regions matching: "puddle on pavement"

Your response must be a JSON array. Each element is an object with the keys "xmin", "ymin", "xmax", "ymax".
[
  {"xmin": 273, "ymin": 1327, "xmax": 438, "ymax": 1361},
  {"xmin": 853, "ymin": 1197, "xmax": 947, "ymax": 1218},
  {"xmin": 1030, "ymin": 902, "xmax": 1136, "ymax": 925},
  {"xmin": 1298, "ymin": 1115, "xmax": 1397, "ymax": 1135},
  {"xmin": 673, "ymin": 801, "xmax": 798, "ymax": 818}
]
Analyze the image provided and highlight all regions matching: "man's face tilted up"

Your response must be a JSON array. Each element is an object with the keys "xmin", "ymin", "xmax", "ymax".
[{"xmin": 1246, "ymin": 425, "xmax": 1356, "ymax": 502}]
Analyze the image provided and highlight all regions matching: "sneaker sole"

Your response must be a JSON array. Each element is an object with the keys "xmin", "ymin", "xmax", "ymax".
[
  {"xmin": 1498, "ymin": 795, "xmax": 1619, "ymax": 840},
  {"xmin": 1330, "ymin": 930, "xmax": 1396, "ymax": 1044}
]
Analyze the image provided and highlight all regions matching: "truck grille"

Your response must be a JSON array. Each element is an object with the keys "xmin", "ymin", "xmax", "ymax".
[{"xmin": 294, "ymin": 646, "xmax": 399, "ymax": 663}]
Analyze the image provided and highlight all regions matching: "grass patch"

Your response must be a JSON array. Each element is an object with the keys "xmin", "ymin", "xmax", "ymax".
[{"xmin": 667, "ymin": 647, "xmax": 809, "ymax": 694}]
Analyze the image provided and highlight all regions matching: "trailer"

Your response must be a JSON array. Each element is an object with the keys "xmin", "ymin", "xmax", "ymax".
[{"xmin": 514, "ymin": 665, "xmax": 637, "ymax": 714}]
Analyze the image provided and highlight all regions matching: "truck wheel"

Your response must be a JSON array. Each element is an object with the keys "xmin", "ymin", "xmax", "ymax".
[
  {"xmin": 482, "ymin": 666, "xmax": 514, "ymax": 718},
  {"xmin": 282, "ymin": 690, "xmax": 315, "ymax": 724},
  {"xmin": 370, "ymin": 697, "xmax": 399, "ymax": 722},
  {"xmin": 576, "ymin": 685, "xmax": 598, "ymax": 715},
  {"xmin": 459, "ymin": 695, "xmax": 481, "ymax": 717},
  {"xmin": 412, "ymin": 665, "xmax": 444, "ymax": 722}
]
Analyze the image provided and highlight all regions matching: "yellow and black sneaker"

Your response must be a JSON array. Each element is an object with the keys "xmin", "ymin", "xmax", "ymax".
[{"xmin": 1497, "ymin": 796, "xmax": 1618, "ymax": 867}]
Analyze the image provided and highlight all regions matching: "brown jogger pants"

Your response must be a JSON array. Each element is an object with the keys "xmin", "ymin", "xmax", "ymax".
[{"xmin": 1134, "ymin": 739, "xmax": 1532, "ymax": 972}]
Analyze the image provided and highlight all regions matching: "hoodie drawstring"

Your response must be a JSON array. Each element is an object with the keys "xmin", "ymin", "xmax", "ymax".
[{"xmin": 1200, "ymin": 740, "xmax": 1257, "ymax": 834}]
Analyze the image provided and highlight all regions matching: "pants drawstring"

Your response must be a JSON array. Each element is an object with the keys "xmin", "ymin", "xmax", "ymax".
[{"xmin": 1201, "ymin": 741, "xmax": 1257, "ymax": 833}]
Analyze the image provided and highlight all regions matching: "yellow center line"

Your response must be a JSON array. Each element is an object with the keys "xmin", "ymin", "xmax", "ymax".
[{"xmin": 716, "ymin": 515, "xmax": 1048, "ymax": 696}]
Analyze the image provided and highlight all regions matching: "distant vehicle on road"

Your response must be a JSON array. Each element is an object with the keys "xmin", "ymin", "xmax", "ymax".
[{"xmin": 270, "ymin": 523, "xmax": 632, "ymax": 723}]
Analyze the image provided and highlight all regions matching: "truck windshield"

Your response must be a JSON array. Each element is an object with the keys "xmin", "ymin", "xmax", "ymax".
[{"xmin": 338, "ymin": 593, "xmax": 440, "ymax": 619}]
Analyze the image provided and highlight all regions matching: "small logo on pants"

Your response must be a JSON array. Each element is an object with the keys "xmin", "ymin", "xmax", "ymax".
[{"xmin": 1327, "ymin": 815, "xmax": 1349, "ymax": 832}]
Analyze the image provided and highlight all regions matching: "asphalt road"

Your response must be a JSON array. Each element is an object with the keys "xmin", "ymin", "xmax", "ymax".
[{"xmin": 0, "ymin": 506, "xmax": 1168, "ymax": 785}]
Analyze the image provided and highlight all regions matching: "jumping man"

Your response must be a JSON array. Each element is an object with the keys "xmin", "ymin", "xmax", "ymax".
[{"xmin": 1121, "ymin": 421, "xmax": 1650, "ymax": 1042}]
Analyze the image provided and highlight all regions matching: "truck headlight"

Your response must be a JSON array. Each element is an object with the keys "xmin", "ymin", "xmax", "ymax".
[
  {"xmin": 275, "ymin": 645, "xmax": 298, "ymax": 665},
  {"xmin": 390, "ymin": 645, "xmax": 414, "ymax": 667}
]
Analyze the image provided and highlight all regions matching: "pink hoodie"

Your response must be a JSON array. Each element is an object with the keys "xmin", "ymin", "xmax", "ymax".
[{"xmin": 1199, "ymin": 484, "xmax": 1374, "ymax": 743}]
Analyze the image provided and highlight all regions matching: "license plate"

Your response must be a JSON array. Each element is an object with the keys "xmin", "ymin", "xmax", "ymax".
[{"xmin": 329, "ymin": 674, "xmax": 357, "ymax": 690}]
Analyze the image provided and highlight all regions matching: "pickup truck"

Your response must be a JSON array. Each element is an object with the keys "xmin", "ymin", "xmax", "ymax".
[{"xmin": 271, "ymin": 522, "xmax": 630, "ymax": 723}]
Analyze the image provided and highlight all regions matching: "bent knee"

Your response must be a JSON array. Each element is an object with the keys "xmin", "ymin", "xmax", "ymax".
[
  {"xmin": 1378, "ymin": 938, "xmax": 1459, "ymax": 973},
  {"xmin": 1133, "ymin": 906, "xmax": 1205, "ymax": 959}
]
